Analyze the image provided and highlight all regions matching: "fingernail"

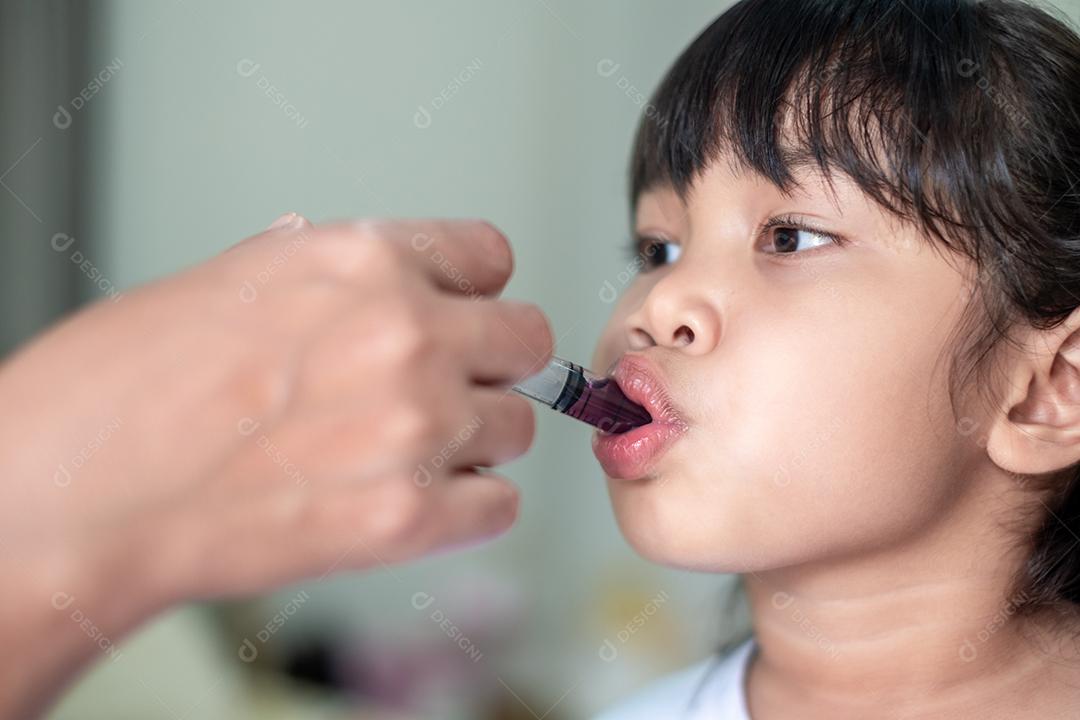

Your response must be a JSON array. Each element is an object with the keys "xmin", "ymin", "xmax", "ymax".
[{"xmin": 267, "ymin": 212, "xmax": 298, "ymax": 230}]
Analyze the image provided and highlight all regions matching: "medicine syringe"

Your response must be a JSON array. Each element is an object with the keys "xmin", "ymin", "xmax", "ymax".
[{"xmin": 511, "ymin": 356, "xmax": 651, "ymax": 434}]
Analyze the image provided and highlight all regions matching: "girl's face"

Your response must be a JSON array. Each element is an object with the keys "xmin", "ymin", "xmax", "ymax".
[{"xmin": 591, "ymin": 157, "xmax": 987, "ymax": 572}]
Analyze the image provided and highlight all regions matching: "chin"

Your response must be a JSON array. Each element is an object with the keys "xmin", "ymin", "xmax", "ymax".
[
  {"xmin": 605, "ymin": 473, "xmax": 748, "ymax": 571},
  {"xmin": 604, "ymin": 466, "xmax": 827, "ymax": 574}
]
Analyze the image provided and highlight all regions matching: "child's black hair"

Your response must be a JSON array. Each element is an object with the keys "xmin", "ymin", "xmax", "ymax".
[{"xmin": 629, "ymin": 0, "xmax": 1080, "ymax": 618}]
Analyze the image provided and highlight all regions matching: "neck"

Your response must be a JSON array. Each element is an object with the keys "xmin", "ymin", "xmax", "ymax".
[{"xmin": 742, "ymin": 476, "xmax": 1080, "ymax": 718}]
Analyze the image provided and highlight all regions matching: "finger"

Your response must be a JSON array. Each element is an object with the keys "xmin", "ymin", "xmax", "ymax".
[
  {"xmin": 266, "ymin": 212, "xmax": 312, "ymax": 232},
  {"xmin": 357, "ymin": 218, "xmax": 514, "ymax": 298},
  {"xmin": 224, "ymin": 212, "xmax": 314, "ymax": 255},
  {"xmin": 446, "ymin": 298, "xmax": 556, "ymax": 385},
  {"xmin": 446, "ymin": 391, "xmax": 536, "ymax": 469},
  {"xmin": 425, "ymin": 470, "xmax": 520, "ymax": 552},
  {"xmin": 331, "ymin": 471, "xmax": 519, "ymax": 566}
]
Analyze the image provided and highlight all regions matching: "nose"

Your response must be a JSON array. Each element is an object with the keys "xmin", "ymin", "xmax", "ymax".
[{"xmin": 624, "ymin": 272, "xmax": 721, "ymax": 354}]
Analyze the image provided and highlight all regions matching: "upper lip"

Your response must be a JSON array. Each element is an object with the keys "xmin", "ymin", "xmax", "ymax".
[{"xmin": 609, "ymin": 354, "xmax": 688, "ymax": 429}]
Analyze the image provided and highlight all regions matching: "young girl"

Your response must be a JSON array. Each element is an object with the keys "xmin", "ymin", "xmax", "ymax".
[{"xmin": 589, "ymin": 0, "xmax": 1080, "ymax": 717}]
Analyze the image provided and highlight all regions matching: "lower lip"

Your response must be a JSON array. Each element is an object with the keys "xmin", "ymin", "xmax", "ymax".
[{"xmin": 591, "ymin": 420, "xmax": 687, "ymax": 480}]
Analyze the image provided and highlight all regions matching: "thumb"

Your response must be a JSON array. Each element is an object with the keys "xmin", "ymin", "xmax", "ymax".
[{"xmin": 265, "ymin": 212, "xmax": 312, "ymax": 231}]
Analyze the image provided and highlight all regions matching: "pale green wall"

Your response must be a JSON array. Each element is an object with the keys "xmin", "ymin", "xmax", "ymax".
[
  {"xmin": 46, "ymin": 0, "xmax": 1080, "ymax": 718},
  {"xmin": 53, "ymin": 2, "xmax": 739, "ymax": 719}
]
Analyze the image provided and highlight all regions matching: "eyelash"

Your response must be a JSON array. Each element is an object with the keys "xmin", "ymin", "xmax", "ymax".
[{"xmin": 623, "ymin": 214, "xmax": 848, "ymax": 271}]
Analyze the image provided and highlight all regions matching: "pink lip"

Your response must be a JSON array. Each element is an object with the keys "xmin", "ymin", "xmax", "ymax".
[{"xmin": 590, "ymin": 354, "xmax": 689, "ymax": 480}]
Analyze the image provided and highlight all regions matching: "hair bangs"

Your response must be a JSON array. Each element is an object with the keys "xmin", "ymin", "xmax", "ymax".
[{"xmin": 629, "ymin": 0, "xmax": 1016, "ymax": 255}]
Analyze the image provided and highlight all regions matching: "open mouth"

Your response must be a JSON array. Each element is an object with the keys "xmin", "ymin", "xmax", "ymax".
[
  {"xmin": 585, "ymin": 375, "xmax": 652, "ymax": 434},
  {"xmin": 609, "ymin": 355, "xmax": 687, "ymax": 429},
  {"xmin": 590, "ymin": 355, "xmax": 689, "ymax": 479}
]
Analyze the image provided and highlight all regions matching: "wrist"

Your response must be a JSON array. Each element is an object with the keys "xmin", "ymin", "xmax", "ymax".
[{"xmin": 0, "ymin": 524, "xmax": 173, "ymax": 719}]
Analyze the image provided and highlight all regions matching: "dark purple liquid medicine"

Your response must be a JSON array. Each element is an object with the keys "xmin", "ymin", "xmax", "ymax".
[{"xmin": 554, "ymin": 364, "xmax": 652, "ymax": 434}]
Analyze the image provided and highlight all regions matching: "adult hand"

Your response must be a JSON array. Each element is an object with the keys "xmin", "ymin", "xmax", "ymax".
[{"xmin": 0, "ymin": 214, "xmax": 553, "ymax": 719}]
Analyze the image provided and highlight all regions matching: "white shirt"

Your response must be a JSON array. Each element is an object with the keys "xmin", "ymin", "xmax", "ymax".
[{"xmin": 592, "ymin": 637, "xmax": 757, "ymax": 720}]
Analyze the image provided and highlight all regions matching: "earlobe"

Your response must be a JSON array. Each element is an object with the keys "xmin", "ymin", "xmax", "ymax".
[{"xmin": 985, "ymin": 311, "xmax": 1080, "ymax": 476}]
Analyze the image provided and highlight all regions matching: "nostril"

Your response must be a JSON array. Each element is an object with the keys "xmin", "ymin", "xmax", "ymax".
[
  {"xmin": 674, "ymin": 325, "xmax": 694, "ymax": 346},
  {"xmin": 629, "ymin": 327, "xmax": 655, "ymax": 350}
]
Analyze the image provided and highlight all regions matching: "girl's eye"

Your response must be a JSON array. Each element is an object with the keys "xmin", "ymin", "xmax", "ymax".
[
  {"xmin": 628, "ymin": 236, "xmax": 682, "ymax": 272},
  {"xmin": 760, "ymin": 218, "xmax": 844, "ymax": 256},
  {"xmin": 765, "ymin": 227, "xmax": 833, "ymax": 255},
  {"xmin": 622, "ymin": 217, "xmax": 843, "ymax": 273}
]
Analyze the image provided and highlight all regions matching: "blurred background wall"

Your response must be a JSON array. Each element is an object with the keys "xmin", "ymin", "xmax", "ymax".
[{"xmin": 2, "ymin": 0, "xmax": 1077, "ymax": 718}]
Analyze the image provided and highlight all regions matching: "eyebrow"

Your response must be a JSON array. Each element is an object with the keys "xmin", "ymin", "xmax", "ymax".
[
  {"xmin": 781, "ymin": 149, "xmax": 826, "ymax": 173},
  {"xmin": 769, "ymin": 146, "xmax": 848, "ymax": 208}
]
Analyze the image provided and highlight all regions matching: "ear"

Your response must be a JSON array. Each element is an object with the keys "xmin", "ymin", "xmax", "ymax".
[{"xmin": 985, "ymin": 307, "xmax": 1080, "ymax": 475}]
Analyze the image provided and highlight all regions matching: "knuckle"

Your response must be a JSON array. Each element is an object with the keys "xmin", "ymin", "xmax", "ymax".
[
  {"xmin": 291, "ymin": 491, "xmax": 341, "ymax": 537},
  {"xmin": 361, "ymin": 234, "xmax": 399, "ymax": 271},
  {"xmin": 471, "ymin": 317, "xmax": 501, "ymax": 366},
  {"xmin": 473, "ymin": 220, "xmax": 512, "ymax": 275},
  {"xmin": 501, "ymin": 302, "xmax": 553, "ymax": 369},
  {"xmin": 225, "ymin": 356, "xmax": 287, "ymax": 420},
  {"xmin": 351, "ymin": 217, "xmax": 394, "ymax": 245},
  {"xmin": 352, "ymin": 217, "xmax": 384, "ymax": 237},
  {"xmin": 479, "ymin": 476, "xmax": 521, "ymax": 531},
  {"xmin": 523, "ymin": 304, "xmax": 555, "ymax": 363},
  {"xmin": 385, "ymin": 401, "xmax": 442, "ymax": 455},
  {"xmin": 384, "ymin": 302, "xmax": 436, "ymax": 365},
  {"xmin": 509, "ymin": 396, "xmax": 537, "ymax": 448},
  {"xmin": 497, "ymin": 396, "xmax": 536, "ymax": 459},
  {"xmin": 318, "ymin": 223, "xmax": 400, "ymax": 279},
  {"xmin": 366, "ymin": 478, "xmax": 429, "ymax": 545},
  {"xmin": 498, "ymin": 482, "xmax": 521, "ymax": 525}
]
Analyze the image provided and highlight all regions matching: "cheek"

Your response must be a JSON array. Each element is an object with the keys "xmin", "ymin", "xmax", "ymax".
[
  {"xmin": 610, "ymin": 257, "xmax": 975, "ymax": 571},
  {"xmin": 724, "ymin": 308, "xmax": 961, "ymax": 550}
]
